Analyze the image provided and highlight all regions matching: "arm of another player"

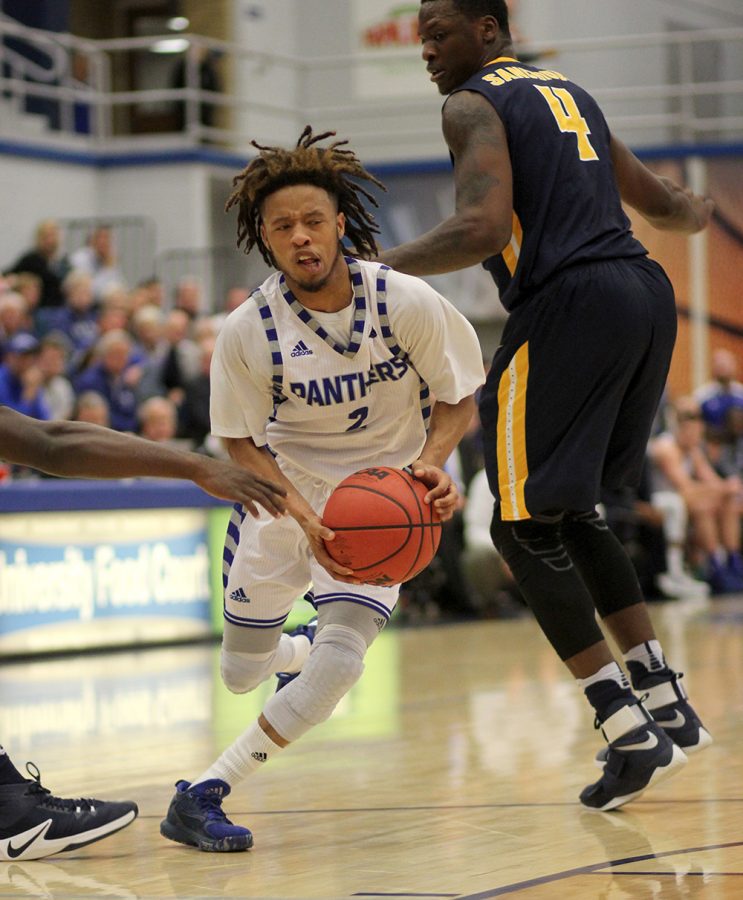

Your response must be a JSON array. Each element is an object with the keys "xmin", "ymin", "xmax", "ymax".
[
  {"xmin": 0, "ymin": 406, "xmax": 286, "ymax": 518},
  {"xmin": 610, "ymin": 134, "xmax": 714, "ymax": 233},
  {"xmin": 223, "ymin": 436, "xmax": 361, "ymax": 585},
  {"xmin": 411, "ymin": 394, "xmax": 478, "ymax": 521},
  {"xmin": 386, "ymin": 271, "xmax": 486, "ymax": 519},
  {"xmin": 377, "ymin": 91, "xmax": 513, "ymax": 275}
]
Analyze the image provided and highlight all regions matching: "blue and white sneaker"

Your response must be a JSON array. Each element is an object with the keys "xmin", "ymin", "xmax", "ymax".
[
  {"xmin": 160, "ymin": 780, "xmax": 252, "ymax": 852},
  {"xmin": 275, "ymin": 618, "xmax": 318, "ymax": 692},
  {"xmin": 581, "ymin": 701, "xmax": 687, "ymax": 811},
  {"xmin": 0, "ymin": 763, "xmax": 137, "ymax": 861},
  {"xmin": 595, "ymin": 671, "xmax": 712, "ymax": 766}
]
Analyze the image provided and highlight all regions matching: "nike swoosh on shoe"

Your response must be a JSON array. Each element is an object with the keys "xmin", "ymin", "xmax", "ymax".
[
  {"xmin": 621, "ymin": 732, "xmax": 659, "ymax": 752},
  {"xmin": 5, "ymin": 820, "xmax": 52, "ymax": 859},
  {"xmin": 657, "ymin": 711, "xmax": 687, "ymax": 729}
]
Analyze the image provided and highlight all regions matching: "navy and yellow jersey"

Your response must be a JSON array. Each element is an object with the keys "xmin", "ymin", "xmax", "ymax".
[{"xmin": 451, "ymin": 57, "xmax": 647, "ymax": 311}]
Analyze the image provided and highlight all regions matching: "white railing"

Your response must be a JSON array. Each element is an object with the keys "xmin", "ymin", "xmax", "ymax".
[{"xmin": 1, "ymin": 13, "xmax": 742, "ymax": 158}]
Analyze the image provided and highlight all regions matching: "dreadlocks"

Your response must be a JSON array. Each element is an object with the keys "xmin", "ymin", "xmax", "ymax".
[{"xmin": 225, "ymin": 126, "xmax": 386, "ymax": 266}]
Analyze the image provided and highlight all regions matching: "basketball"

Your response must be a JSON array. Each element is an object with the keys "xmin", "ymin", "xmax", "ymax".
[{"xmin": 321, "ymin": 467, "xmax": 442, "ymax": 586}]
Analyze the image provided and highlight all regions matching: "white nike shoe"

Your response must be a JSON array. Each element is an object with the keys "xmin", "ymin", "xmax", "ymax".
[
  {"xmin": 657, "ymin": 571, "xmax": 710, "ymax": 600},
  {"xmin": 581, "ymin": 701, "xmax": 687, "ymax": 812},
  {"xmin": 0, "ymin": 763, "xmax": 137, "ymax": 861}
]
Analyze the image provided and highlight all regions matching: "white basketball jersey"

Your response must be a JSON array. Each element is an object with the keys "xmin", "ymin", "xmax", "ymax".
[
  {"xmin": 211, "ymin": 257, "xmax": 485, "ymax": 488},
  {"xmin": 259, "ymin": 260, "xmax": 429, "ymax": 484}
]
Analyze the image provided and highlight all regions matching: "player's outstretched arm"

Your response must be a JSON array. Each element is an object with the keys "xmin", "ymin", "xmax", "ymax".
[
  {"xmin": 610, "ymin": 134, "xmax": 714, "ymax": 234},
  {"xmin": 0, "ymin": 407, "xmax": 286, "ymax": 518},
  {"xmin": 377, "ymin": 91, "xmax": 513, "ymax": 275}
]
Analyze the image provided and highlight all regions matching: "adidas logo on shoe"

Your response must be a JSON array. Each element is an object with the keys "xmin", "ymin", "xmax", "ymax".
[
  {"xmin": 250, "ymin": 752, "xmax": 267, "ymax": 763},
  {"xmin": 290, "ymin": 341, "xmax": 313, "ymax": 358},
  {"xmin": 229, "ymin": 588, "xmax": 250, "ymax": 603}
]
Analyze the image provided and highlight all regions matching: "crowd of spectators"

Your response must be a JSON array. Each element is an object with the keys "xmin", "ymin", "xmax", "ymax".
[
  {"xmin": 0, "ymin": 218, "xmax": 246, "ymax": 478},
  {"xmin": 3, "ymin": 219, "xmax": 743, "ymax": 614}
]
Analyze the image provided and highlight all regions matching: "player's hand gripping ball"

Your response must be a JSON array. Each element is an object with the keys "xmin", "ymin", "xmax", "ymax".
[{"xmin": 321, "ymin": 467, "xmax": 442, "ymax": 586}]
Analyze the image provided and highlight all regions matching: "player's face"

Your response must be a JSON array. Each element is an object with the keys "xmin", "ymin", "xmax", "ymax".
[
  {"xmin": 419, "ymin": 1, "xmax": 493, "ymax": 95},
  {"xmin": 260, "ymin": 185, "xmax": 346, "ymax": 294}
]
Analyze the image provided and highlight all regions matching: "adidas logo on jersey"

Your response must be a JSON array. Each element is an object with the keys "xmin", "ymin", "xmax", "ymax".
[
  {"xmin": 251, "ymin": 752, "xmax": 267, "ymax": 763},
  {"xmin": 290, "ymin": 340, "xmax": 313, "ymax": 358},
  {"xmin": 229, "ymin": 587, "xmax": 250, "ymax": 603}
]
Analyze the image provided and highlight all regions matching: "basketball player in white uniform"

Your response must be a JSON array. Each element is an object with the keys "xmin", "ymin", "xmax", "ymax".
[{"xmin": 160, "ymin": 127, "xmax": 485, "ymax": 852}]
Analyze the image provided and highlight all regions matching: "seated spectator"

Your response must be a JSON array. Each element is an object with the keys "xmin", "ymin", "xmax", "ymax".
[
  {"xmin": 137, "ymin": 396, "xmax": 190, "ymax": 449},
  {"xmin": 180, "ymin": 336, "xmax": 214, "ymax": 447},
  {"xmin": 73, "ymin": 330, "xmax": 140, "ymax": 432},
  {"xmin": 4, "ymin": 219, "xmax": 69, "ymax": 308},
  {"xmin": 173, "ymin": 276, "xmax": 204, "ymax": 318},
  {"xmin": 603, "ymin": 457, "xmax": 709, "ymax": 601},
  {"xmin": 130, "ymin": 304, "xmax": 168, "ymax": 401},
  {"xmin": 73, "ymin": 390, "xmax": 111, "ymax": 427},
  {"xmin": 0, "ymin": 292, "xmax": 33, "ymax": 357},
  {"xmin": 68, "ymin": 225, "xmax": 125, "ymax": 302},
  {"xmin": 7, "ymin": 272, "xmax": 43, "ymax": 331},
  {"xmin": 47, "ymin": 270, "xmax": 100, "ymax": 352},
  {"xmin": 649, "ymin": 395, "xmax": 743, "ymax": 594},
  {"xmin": 139, "ymin": 277, "xmax": 165, "ymax": 308},
  {"xmin": 695, "ymin": 348, "xmax": 743, "ymax": 441},
  {"xmin": 38, "ymin": 333, "xmax": 75, "ymax": 420},
  {"xmin": 161, "ymin": 309, "xmax": 200, "ymax": 405},
  {"xmin": 0, "ymin": 333, "xmax": 50, "ymax": 419}
]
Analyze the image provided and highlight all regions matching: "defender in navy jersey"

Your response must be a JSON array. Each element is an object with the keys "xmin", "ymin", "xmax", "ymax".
[
  {"xmin": 380, "ymin": 0, "xmax": 714, "ymax": 811},
  {"xmin": 159, "ymin": 127, "xmax": 484, "ymax": 851}
]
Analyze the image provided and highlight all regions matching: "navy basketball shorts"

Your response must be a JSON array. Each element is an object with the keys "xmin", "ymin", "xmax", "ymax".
[{"xmin": 479, "ymin": 257, "xmax": 677, "ymax": 520}]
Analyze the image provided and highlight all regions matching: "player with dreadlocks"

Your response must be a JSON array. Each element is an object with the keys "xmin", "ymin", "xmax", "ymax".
[{"xmin": 160, "ymin": 127, "xmax": 485, "ymax": 852}]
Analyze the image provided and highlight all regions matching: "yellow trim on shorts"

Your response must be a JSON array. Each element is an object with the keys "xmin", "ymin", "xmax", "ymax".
[
  {"xmin": 496, "ymin": 342, "xmax": 530, "ymax": 521},
  {"xmin": 502, "ymin": 212, "xmax": 523, "ymax": 276}
]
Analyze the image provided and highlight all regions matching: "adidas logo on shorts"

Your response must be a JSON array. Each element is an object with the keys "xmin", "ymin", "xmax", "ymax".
[
  {"xmin": 250, "ymin": 752, "xmax": 267, "ymax": 763},
  {"xmin": 290, "ymin": 340, "xmax": 313, "ymax": 358},
  {"xmin": 229, "ymin": 587, "xmax": 250, "ymax": 603}
]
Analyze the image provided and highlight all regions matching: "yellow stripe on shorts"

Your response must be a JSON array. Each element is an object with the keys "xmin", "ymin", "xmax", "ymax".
[{"xmin": 496, "ymin": 342, "xmax": 530, "ymax": 521}]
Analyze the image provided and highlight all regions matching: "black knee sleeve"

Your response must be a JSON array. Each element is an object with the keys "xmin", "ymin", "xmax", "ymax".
[
  {"xmin": 561, "ymin": 510, "xmax": 644, "ymax": 618},
  {"xmin": 490, "ymin": 509, "xmax": 604, "ymax": 660}
]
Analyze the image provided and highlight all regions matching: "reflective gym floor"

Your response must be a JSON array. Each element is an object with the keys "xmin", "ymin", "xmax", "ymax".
[{"xmin": 1, "ymin": 596, "xmax": 741, "ymax": 899}]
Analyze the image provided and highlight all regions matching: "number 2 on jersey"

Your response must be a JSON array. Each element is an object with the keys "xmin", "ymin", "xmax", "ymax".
[
  {"xmin": 346, "ymin": 406, "xmax": 369, "ymax": 431},
  {"xmin": 534, "ymin": 85, "xmax": 599, "ymax": 162}
]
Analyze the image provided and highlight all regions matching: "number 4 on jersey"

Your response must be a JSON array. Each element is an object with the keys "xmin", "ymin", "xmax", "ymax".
[{"xmin": 535, "ymin": 85, "xmax": 599, "ymax": 162}]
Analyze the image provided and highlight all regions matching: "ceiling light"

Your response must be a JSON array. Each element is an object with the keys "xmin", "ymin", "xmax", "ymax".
[
  {"xmin": 151, "ymin": 38, "xmax": 190, "ymax": 53},
  {"xmin": 167, "ymin": 16, "xmax": 190, "ymax": 31}
]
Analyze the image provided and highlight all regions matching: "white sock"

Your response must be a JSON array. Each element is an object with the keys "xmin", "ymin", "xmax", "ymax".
[
  {"xmin": 281, "ymin": 631, "xmax": 312, "ymax": 675},
  {"xmin": 193, "ymin": 721, "xmax": 284, "ymax": 787},
  {"xmin": 624, "ymin": 639, "xmax": 667, "ymax": 673},
  {"xmin": 667, "ymin": 545, "xmax": 685, "ymax": 577},
  {"xmin": 575, "ymin": 661, "xmax": 629, "ymax": 691}
]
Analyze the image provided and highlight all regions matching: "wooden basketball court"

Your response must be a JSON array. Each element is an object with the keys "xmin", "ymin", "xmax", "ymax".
[{"xmin": 1, "ymin": 596, "xmax": 741, "ymax": 898}]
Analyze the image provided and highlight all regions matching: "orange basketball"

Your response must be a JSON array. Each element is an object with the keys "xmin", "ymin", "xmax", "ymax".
[{"xmin": 321, "ymin": 467, "xmax": 442, "ymax": 586}]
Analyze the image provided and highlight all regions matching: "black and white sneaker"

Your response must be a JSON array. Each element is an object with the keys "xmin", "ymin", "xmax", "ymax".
[
  {"xmin": 581, "ymin": 701, "xmax": 687, "ymax": 811},
  {"xmin": 0, "ymin": 763, "xmax": 138, "ymax": 861},
  {"xmin": 595, "ymin": 672, "xmax": 712, "ymax": 767}
]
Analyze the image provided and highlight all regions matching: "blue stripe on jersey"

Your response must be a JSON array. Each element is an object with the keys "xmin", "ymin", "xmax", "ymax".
[
  {"xmin": 254, "ymin": 289, "xmax": 285, "ymax": 412},
  {"xmin": 375, "ymin": 266, "xmax": 404, "ymax": 358},
  {"xmin": 222, "ymin": 503, "xmax": 245, "ymax": 589},
  {"xmin": 313, "ymin": 591, "xmax": 392, "ymax": 619},
  {"xmin": 376, "ymin": 265, "xmax": 431, "ymax": 430},
  {"xmin": 279, "ymin": 257, "xmax": 367, "ymax": 359}
]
